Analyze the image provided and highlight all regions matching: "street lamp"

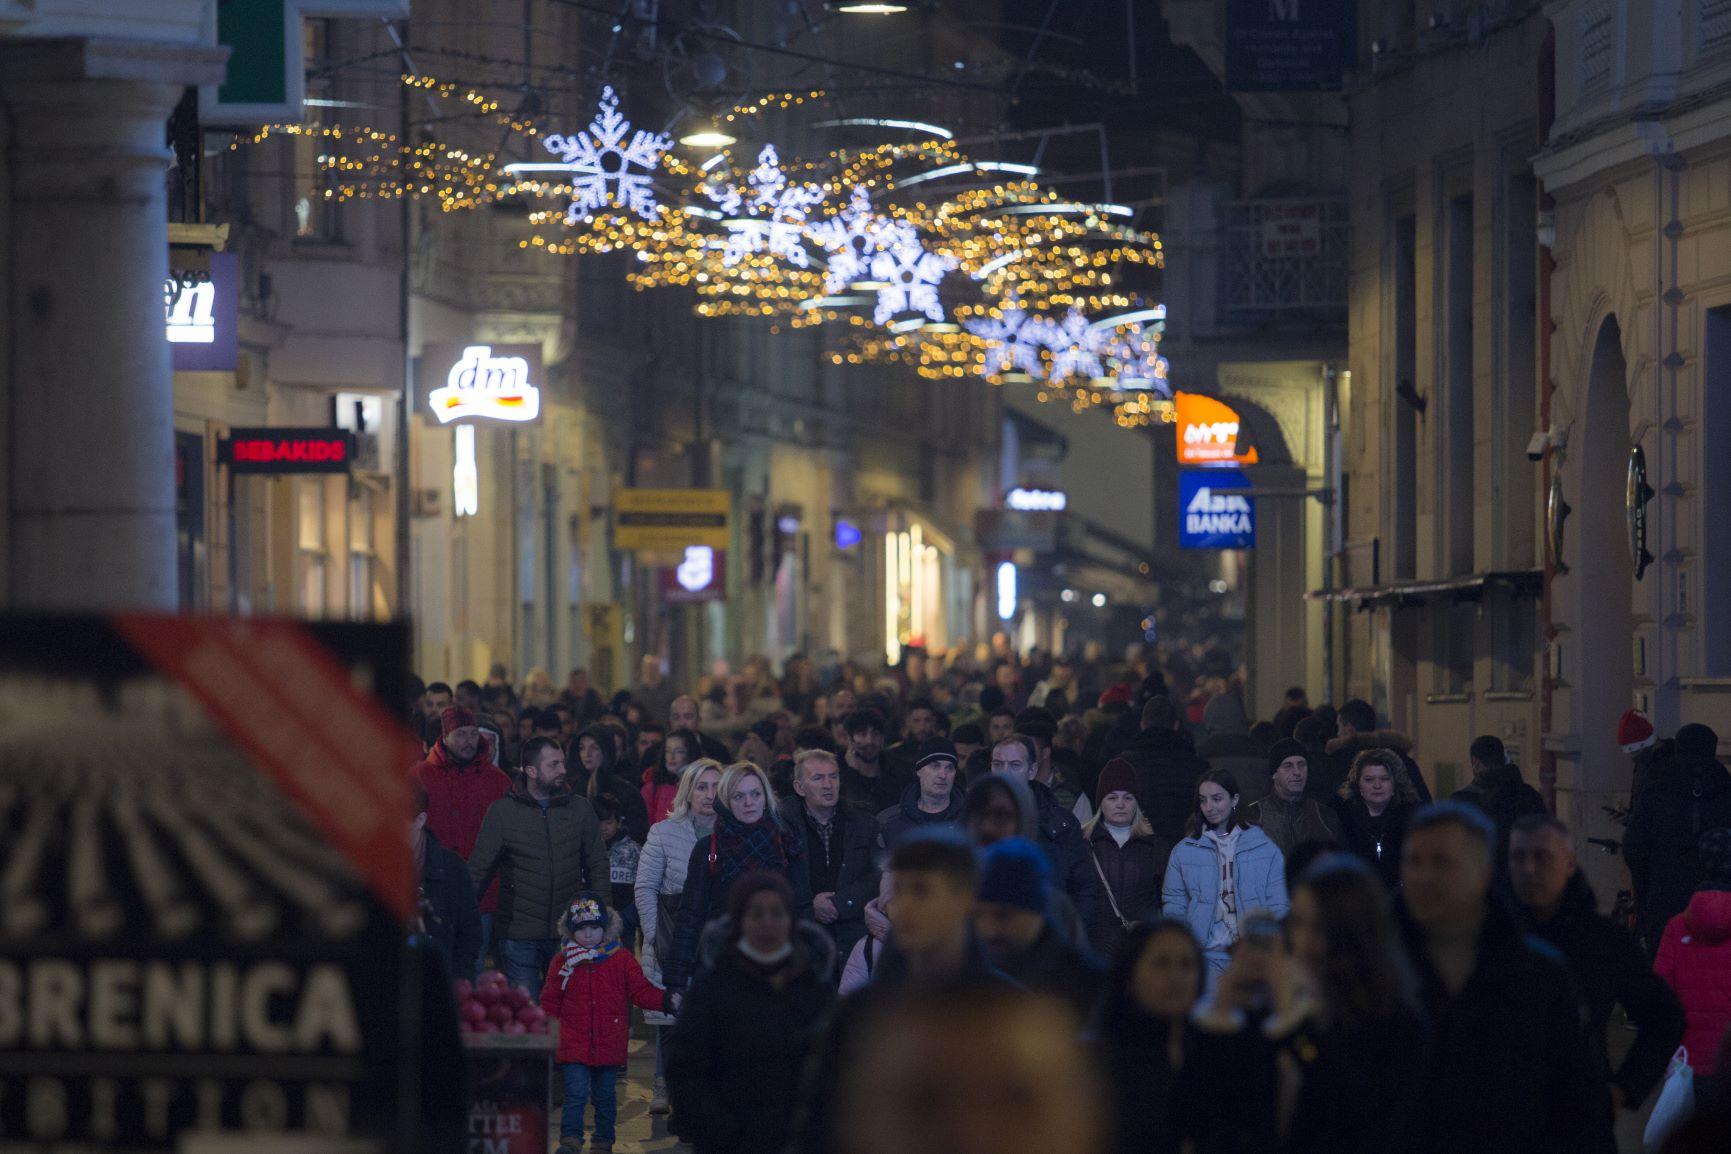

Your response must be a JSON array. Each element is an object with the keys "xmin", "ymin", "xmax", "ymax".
[{"xmin": 828, "ymin": 2, "xmax": 912, "ymax": 12}]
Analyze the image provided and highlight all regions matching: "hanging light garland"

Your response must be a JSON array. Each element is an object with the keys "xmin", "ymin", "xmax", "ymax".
[{"xmin": 233, "ymin": 74, "xmax": 1174, "ymax": 425}]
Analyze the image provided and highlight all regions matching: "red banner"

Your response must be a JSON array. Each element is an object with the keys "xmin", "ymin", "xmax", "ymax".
[{"xmin": 113, "ymin": 615, "xmax": 416, "ymax": 922}]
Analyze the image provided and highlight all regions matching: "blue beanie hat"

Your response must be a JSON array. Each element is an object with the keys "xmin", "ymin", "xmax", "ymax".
[{"xmin": 978, "ymin": 837, "xmax": 1051, "ymax": 914}]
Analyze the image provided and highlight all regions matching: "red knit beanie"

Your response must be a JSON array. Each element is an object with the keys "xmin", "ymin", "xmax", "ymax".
[{"xmin": 441, "ymin": 706, "xmax": 478, "ymax": 736}]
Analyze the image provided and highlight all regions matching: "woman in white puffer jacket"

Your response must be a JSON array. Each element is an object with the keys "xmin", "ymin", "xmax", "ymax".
[{"xmin": 634, "ymin": 758, "xmax": 722, "ymax": 1113}]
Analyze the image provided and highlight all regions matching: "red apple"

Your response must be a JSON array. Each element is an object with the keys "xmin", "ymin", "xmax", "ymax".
[
  {"xmin": 474, "ymin": 1020, "xmax": 500, "ymax": 1034},
  {"xmin": 473, "ymin": 983, "xmax": 500, "ymax": 1006},
  {"xmin": 504, "ymin": 1021, "xmax": 527, "ymax": 1035},
  {"xmin": 516, "ymin": 1005, "xmax": 545, "ymax": 1026},
  {"xmin": 461, "ymin": 1000, "xmax": 488, "ymax": 1024},
  {"xmin": 505, "ymin": 986, "xmax": 532, "ymax": 1009},
  {"xmin": 490, "ymin": 1003, "xmax": 515, "ymax": 1027},
  {"xmin": 453, "ymin": 979, "xmax": 472, "ymax": 1002},
  {"xmin": 529, "ymin": 1018, "xmax": 550, "ymax": 1035},
  {"xmin": 477, "ymin": 970, "xmax": 507, "ymax": 990}
]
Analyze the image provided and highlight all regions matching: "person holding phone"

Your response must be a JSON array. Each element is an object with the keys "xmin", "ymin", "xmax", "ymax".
[
  {"xmin": 1183, "ymin": 854, "xmax": 1429, "ymax": 1153},
  {"xmin": 1161, "ymin": 769, "xmax": 1288, "ymax": 985}
]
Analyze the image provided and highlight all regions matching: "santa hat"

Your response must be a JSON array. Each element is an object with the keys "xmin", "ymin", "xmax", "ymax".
[
  {"xmin": 1098, "ymin": 684, "xmax": 1133, "ymax": 707},
  {"xmin": 1617, "ymin": 709, "xmax": 1656, "ymax": 755}
]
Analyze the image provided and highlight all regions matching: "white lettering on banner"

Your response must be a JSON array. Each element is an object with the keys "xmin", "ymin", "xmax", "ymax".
[
  {"xmin": 1005, "ymin": 487, "xmax": 1067, "ymax": 511},
  {"xmin": 0, "ymin": 959, "xmax": 362, "ymax": 1054},
  {"xmin": 1183, "ymin": 421, "xmax": 1240, "ymax": 446},
  {"xmin": 1185, "ymin": 487, "xmax": 1254, "ymax": 535},
  {"xmin": 165, "ymin": 278, "xmax": 217, "ymax": 344},
  {"xmin": 430, "ymin": 346, "xmax": 541, "ymax": 424}
]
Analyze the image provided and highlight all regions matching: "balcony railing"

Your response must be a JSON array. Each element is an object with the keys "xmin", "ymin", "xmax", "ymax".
[{"xmin": 1223, "ymin": 198, "xmax": 1348, "ymax": 317}]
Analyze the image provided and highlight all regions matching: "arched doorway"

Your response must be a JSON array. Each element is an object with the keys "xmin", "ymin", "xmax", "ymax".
[{"xmin": 1566, "ymin": 316, "xmax": 1635, "ymax": 890}]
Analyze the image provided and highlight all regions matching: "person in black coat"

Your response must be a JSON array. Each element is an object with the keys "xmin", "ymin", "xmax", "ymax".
[
  {"xmin": 1398, "ymin": 803, "xmax": 1602, "ymax": 1154},
  {"xmin": 1510, "ymin": 815, "xmax": 1684, "ymax": 1144},
  {"xmin": 1082, "ymin": 759, "xmax": 1171, "ymax": 958},
  {"xmin": 1116, "ymin": 696, "xmax": 1210, "ymax": 844},
  {"xmin": 1333, "ymin": 748, "xmax": 1421, "ymax": 892},
  {"xmin": 877, "ymin": 738, "xmax": 966, "ymax": 847},
  {"xmin": 1183, "ymin": 855, "xmax": 1428, "ymax": 1154},
  {"xmin": 782, "ymin": 750, "xmax": 880, "ymax": 958},
  {"xmin": 662, "ymin": 763, "xmax": 813, "ymax": 994},
  {"xmin": 1450, "ymin": 735, "xmax": 1546, "ymax": 896},
  {"xmin": 1097, "ymin": 920, "xmax": 1204, "ymax": 1154},
  {"xmin": 972, "ymin": 837, "xmax": 1106, "ymax": 1023},
  {"xmin": 412, "ymin": 782, "xmax": 482, "ymax": 982},
  {"xmin": 572, "ymin": 723, "xmax": 651, "ymax": 843},
  {"xmin": 1625, "ymin": 722, "xmax": 1731, "ymax": 954},
  {"xmin": 991, "ymin": 735, "xmax": 1100, "ymax": 924},
  {"xmin": 665, "ymin": 871, "xmax": 837, "ymax": 1154}
]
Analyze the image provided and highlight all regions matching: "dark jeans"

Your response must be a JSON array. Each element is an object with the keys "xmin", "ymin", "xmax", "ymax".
[
  {"xmin": 560, "ymin": 1062, "xmax": 620, "ymax": 1143},
  {"xmin": 478, "ymin": 913, "xmax": 495, "ymax": 970},
  {"xmin": 499, "ymin": 937, "xmax": 560, "ymax": 994}
]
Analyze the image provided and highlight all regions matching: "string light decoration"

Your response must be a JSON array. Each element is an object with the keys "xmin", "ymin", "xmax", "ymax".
[
  {"xmin": 540, "ymin": 85, "xmax": 673, "ymax": 222},
  {"xmin": 704, "ymin": 144, "xmax": 826, "ymax": 268},
  {"xmin": 232, "ymin": 73, "xmax": 1172, "ymax": 424}
]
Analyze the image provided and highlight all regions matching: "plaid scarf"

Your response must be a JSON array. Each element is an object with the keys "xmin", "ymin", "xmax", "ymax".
[{"xmin": 709, "ymin": 807, "xmax": 799, "ymax": 893}]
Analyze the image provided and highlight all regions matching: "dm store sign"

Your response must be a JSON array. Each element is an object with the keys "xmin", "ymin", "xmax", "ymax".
[{"xmin": 1179, "ymin": 469, "xmax": 1256, "ymax": 550}]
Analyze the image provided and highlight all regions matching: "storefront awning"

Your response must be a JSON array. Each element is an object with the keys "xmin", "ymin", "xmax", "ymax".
[{"xmin": 1305, "ymin": 569, "xmax": 1542, "ymax": 608}]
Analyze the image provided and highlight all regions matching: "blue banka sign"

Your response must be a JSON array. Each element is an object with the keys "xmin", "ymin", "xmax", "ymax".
[
  {"xmin": 1179, "ymin": 469, "xmax": 1256, "ymax": 549},
  {"xmin": 1225, "ymin": 0, "xmax": 1357, "ymax": 92}
]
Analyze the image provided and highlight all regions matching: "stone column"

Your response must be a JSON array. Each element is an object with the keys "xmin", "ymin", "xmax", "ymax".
[{"xmin": 0, "ymin": 37, "xmax": 227, "ymax": 610}]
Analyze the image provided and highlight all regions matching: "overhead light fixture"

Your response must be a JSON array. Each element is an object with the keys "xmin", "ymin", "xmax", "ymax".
[
  {"xmin": 679, "ymin": 125, "xmax": 737, "ymax": 148},
  {"xmin": 828, "ymin": 3, "xmax": 911, "ymax": 14}
]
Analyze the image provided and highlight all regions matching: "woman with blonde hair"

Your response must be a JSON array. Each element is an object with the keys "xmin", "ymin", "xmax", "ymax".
[
  {"xmin": 634, "ymin": 758, "xmax": 723, "ymax": 1113},
  {"xmin": 520, "ymin": 667, "xmax": 559, "ymax": 709},
  {"xmin": 1082, "ymin": 760, "xmax": 1173, "ymax": 957},
  {"xmin": 661, "ymin": 762, "xmax": 811, "ymax": 995},
  {"xmin": 1334, "ymin": 748, "xmax": 1420, "ymax": 891}
]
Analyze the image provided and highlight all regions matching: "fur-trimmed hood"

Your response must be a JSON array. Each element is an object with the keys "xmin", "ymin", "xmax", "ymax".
[
  {"xmin": 558, "ymin": 903, "xmax": 625, "ymax": 945},
  {"xmin": 693, "ymin": 914, "xmax": 837, "ymax": 984}
]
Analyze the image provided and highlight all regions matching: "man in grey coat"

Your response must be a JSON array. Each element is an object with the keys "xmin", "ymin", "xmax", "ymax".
[{"xmin": 469, "ymin": 736, "xmax": 610, "ymax": 991}]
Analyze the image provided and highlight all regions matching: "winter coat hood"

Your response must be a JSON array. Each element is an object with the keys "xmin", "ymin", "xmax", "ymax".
[
  {"xmin": 1649, "ymin": 755, "xmax": 1731, "ymax": 801},
  {"xmin": 693, "ymin": 914, "xmax": 838, "ymax": 984},
  {"xmin": 1685, "ymin": 889, "xmax": 1731, "ymax": 944}
]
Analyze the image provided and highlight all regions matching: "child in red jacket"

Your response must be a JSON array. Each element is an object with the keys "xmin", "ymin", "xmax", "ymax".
[{"xmin": 541, "ymin": 893, "xmax": 664, "ymax": 1154}]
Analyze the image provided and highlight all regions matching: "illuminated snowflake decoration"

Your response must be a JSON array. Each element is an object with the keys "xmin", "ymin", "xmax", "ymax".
[
  {"xmin": 541, "ymin": 85, "xmax": 673, "ymax": 223},
  {"xmin": 705, "ymin": 144, "xmax": 826, "ymax": 267},
  {"xmin": 869, "ymin": 231, "xmax": 958, "ymax": 324},
  {"xmin": 1106, "ymin": 324, "xmax": 1171, "ymax": 393},
  {"xmin": 965, "ymin": 300, "xmax": 1046, "ymax": 377},
  {"xmin": 810, "ymin": 185, "xmax": 918, "ymax": 293},
  {"xmin": 1047, "ymin": 308, "xmax": 1109, "ymax": 381}
]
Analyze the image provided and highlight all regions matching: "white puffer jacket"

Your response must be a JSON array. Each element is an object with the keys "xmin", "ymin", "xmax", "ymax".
[{"xmin": 635, "ymin": 815, "xmax": 703, "ymax": 984}]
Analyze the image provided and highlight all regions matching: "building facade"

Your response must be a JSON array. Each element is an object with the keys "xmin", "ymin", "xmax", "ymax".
[{"xmin": 1536, "ymin": 0, "xmax": 1731, "ymax": 870}]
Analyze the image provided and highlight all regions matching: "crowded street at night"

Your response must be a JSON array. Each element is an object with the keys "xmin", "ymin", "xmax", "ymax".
[{"xmin": 3, "ymin": 1, "xmax": 1731, "ymax": 1152}]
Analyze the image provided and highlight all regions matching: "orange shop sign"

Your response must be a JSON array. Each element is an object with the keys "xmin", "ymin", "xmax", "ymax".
[{"xmin": 1176, "ymin": 391, "xmax": 1259, "ymax": 467}]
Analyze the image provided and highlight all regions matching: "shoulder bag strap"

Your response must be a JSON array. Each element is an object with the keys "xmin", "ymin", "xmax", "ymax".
[{"xmin": 1089, "ymin": 843, "xmax": 1132, "ymax": 931}]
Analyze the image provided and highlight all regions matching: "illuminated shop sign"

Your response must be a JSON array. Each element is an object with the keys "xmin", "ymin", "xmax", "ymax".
[
  {"xmin": 166, "ymin": 252, "xmax": 238, "ymax": 372},
  {"xmin": 453, "ymin": 426, "xmax": 479, "ymax": 517},
  {"xmin": 1175, "ymin": 391, "xmax": 1259, "ymax": 468},
  {"xmin": 660, "ymin": 547, "xmax": 727, "ymax": 603},
  {"xmin": 427, "ymin": 344, "xmax": 542, "ymax": 424},
  {"xmin": 220, "ymin": 428, "xmax": 354, "ymax": 475},
  {"xmin": 1178, "ymin": 468, "xmax": 1256, "ymax": 549},
  {"xmin": 1005, "ymin": 487, "xmax": 1067, "ymax": 512}
]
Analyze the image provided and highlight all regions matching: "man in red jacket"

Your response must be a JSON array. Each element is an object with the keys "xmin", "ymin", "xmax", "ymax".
[{"xmin": 414, "ymin": 706, "xmax": 510, "ymax": 959}]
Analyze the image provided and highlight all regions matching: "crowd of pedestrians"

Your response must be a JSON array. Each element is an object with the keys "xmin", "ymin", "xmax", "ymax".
[{"xmin": 403, "ymin": 644, "xmax": 1731, "ymax": 1153}]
